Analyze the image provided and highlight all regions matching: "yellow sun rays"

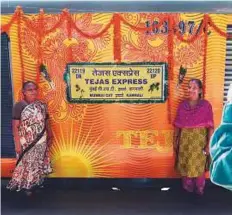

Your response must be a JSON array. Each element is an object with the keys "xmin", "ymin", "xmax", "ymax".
[{"xmin": 50, "ymin": 119, "xmax": 119, "ymax": 178}]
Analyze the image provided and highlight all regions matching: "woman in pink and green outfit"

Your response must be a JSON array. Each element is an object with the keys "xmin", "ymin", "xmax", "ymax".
[{"xmin": 173, "ymin": 79, "xmax": 214, "ymax": 195}]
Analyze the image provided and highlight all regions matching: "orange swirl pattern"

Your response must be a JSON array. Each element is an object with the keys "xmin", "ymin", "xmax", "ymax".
[{"xmin": 1, "ymin": 11, "xmax": 231, "ymax": 178}]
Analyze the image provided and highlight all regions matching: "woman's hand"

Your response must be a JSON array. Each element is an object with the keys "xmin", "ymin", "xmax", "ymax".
[
  {"xmin": 173, "ymin": 127, "xmax": 180, "ymax": 153},
  {"xmin": 173, "ymin": 141, "xmax": 180, "ymax": 156},
  {"xmin": 206, "ymin": 127, "xmax": 214, "ymax": 156},
  {"xmin": 15, "ymin": 144, "xmax": 21, "ymax": 155},
  {"xmin": 13, "ymin": 120, "xmax": 21, "ymax": 155},
  {"xmin": 204, "ymin": 146, "xmax": 210, "ymax": 155}
]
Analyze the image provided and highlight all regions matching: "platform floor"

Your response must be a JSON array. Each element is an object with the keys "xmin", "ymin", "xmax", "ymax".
[{"xmin": 2, "ymin": 179, "xmax": 232, "ymax": 215}]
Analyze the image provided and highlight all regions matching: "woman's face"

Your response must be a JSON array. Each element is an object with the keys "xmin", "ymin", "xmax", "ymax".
[
  {"xmin": 188, "ymin": 80, "xmax": 201, "ymax": 101},
  {"xmin": 23, "ymin": 83, "xmax": 38, "ymax": 102}
]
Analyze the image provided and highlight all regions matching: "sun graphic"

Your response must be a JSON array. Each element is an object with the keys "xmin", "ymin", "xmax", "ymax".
[
  {"xmin": 50, "ymin": 120, "xmax": 118, "ymax": 178},
  {"xmin": 51, "ymin": 151, "xmax": 93, "ymax": 177}
]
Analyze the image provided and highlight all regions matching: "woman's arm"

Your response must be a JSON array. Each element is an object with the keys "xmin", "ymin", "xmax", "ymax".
[
  {"xmin": 205, "ymin": 100, "xmax": 214, "ymax": 155},
  {"xmin": 173, "ymin": 127, "xmax": 181, "ymax": 152},
  {"xmin": 12, "ymin": 119, "xmax": 21, "ymax": 155},
  {"xmin": 12, "ymin": 101, "xmax": 27, "ymax": 155},
  {"xmin": 46, "ymin": 118, "xmax": 53, "ymax": 147},
  {"xmin": 205, "ymin": 127, "xmax": 214, "ymax": 155}
]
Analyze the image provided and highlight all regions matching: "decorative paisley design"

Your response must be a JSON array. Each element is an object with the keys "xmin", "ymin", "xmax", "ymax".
[
  {"xmin": 72, "ymin": 13, "xmax": 111, "ymax": 52},
  {"xmin": 71, "ymin": 40, "xmax": 95, "ymax": 62},
  {"xmin": 122, "ymin": 13, "xmax": 181, "ymax": 62},
  {"xmin": 42, "ymin": 31, "xmax": 68, "ymax": 70},
  {"xmin": 21, "ymin": 24, "xmax": 40, "ymax": 60},
  {"xmin": 175, "ymin": 36, "xmax": 204, "ymax": 67}
]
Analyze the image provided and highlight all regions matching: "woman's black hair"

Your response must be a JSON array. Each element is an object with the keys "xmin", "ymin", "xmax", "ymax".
[
  {"xmin": 22, "ymin": 81, "xmax": 38, "ymax": 90},
  {"xmin": 189, "ymin": 78, "xmax": 203, "ymax": 99}
]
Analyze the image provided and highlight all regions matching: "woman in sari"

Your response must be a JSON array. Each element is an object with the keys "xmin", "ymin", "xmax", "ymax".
[
  {"xmin": 173, "ymin": 79, "xmax": 214, "ymax": 195},
  {"xmin": 7, "ymin": 81, "xmax": 53, "ymax": 196}
]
